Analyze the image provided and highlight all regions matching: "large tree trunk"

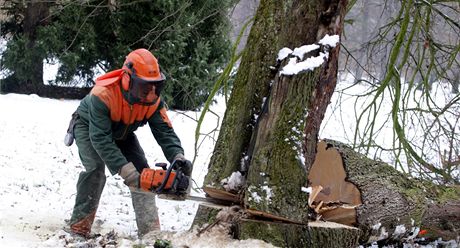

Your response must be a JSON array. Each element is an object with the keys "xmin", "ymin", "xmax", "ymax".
[
  {"xmin": 203, "ymin": 0, "xmax": 280, "ymax": 188},
  {"xmin": 204, "ymin": 0, "xmax": 347, "ymax": 213},
  {"xmin": 198, "ymin": 0, "xmax": 348, "ymax": 246}
]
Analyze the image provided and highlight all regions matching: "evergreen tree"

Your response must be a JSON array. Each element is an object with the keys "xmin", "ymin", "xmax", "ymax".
[{"xmin": 1, "ymin": 0, "xmax": 235, "ymax": 110}]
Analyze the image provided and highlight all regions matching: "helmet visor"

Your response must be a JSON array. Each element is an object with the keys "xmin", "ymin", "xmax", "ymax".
[{"xmin": 129, "ymin": 74, "xmax": 165, "ymax": 105}]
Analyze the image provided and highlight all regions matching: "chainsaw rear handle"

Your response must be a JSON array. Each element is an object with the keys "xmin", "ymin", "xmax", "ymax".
[{"xmin": 155, "ymin": 160, "xmax": 179, "ymax": 193}]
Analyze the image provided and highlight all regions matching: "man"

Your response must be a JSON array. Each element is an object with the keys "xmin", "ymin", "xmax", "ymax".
[{"xmin": 66, "ymin": 48, "xmax": 192, "ymax": 238}]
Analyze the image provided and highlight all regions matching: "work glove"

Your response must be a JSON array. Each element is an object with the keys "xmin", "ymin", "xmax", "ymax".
[
  {"xmin": 119, "ymin": 162, "xmax": 140, "ymax": 188},
  {"xmin": 174, "ymin": 154, "xmax": 193, "ymax": 177}
]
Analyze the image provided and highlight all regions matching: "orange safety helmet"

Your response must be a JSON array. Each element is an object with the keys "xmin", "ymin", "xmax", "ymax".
[{"xmin": 122, "ymin": 49, "xmax": 166, "ymax": 105}]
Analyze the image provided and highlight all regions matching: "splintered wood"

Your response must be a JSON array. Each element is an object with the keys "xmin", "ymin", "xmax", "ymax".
[{"xmin": 307, "ymin": 141, "xmax": 362, "ymax": 226}]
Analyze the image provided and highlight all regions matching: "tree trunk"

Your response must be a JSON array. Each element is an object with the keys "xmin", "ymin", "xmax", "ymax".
[
  {"xmin": 204, "ymin": 0, "xmax": 348, "ymax": 213},
  {"xmin": 194, "ymin": 138, "xmax": 459, "ymax": 246},
  {"xmin": 198, "ymin": 0, "xmax": 348, "ymax": 246},
  {"xmin": 192, "ymin": 203, "xmax": 361, "ymax": 248},
  {"xmin": 22, "ymin": 0, "xmax": 50, "ymax": 88},
  {"xmin": 308, "ymin": 139, "xmax": 460, "ymax": 244},
  {"xmin": 203, "ymin": 0, "xmax": 281, "ymax": 188}
]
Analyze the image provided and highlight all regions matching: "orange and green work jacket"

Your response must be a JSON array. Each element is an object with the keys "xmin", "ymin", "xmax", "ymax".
[{"xmin": 76, "ymin": 69, "xmax": 184, "ymax": 175}]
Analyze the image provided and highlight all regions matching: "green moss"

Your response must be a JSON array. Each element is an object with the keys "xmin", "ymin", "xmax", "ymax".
[
  {"xmin": 204, "ymin": 0, "xmax": 282, "ymax": 188},
  {"xmin": 238, "ymin": 221, "xmax": 309, "ymax": 247},
  {"xmin": 191, "ymin": 206, "xmax": 221, "ymax": 229},
  {"xmin": 431, "ymin": 185, "xmax": 460, "ymax": 204}
]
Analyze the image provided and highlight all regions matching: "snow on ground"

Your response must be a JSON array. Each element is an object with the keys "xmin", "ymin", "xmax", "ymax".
[
  {"xmin": 0, "ymin": 93, "xmax": 276, "ymax": 247},
  {"xmin": 0, "ymin": 62, "xmax": 458, "ymax": 247}
]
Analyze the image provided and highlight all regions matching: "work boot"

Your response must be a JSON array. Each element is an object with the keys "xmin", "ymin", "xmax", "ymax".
[
  {"xmin": 131, "ymin": 189, "xmax": 161, "ymax": 238},
  {"xmin": 68, "ymin": 210, "xmax": 97, "ymax": 238}
]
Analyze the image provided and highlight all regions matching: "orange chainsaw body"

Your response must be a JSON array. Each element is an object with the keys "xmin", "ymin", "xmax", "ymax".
[{"xmin": 140, "ymin": 168, "xmax": 176, "ymax": 191}]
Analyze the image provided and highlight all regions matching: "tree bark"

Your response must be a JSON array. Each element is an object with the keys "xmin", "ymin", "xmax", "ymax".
[
  {"xmin": 204, "ymin": 0, "xmax": 348, "ymax": 216},
  {"xmin": 23, "ymin": 0, "xmax": 51, "ymax": 87},
  {"xmin": 192, "ymin": 203, "xmax": 361, "ymax": 248},
  {"xmin": 197, "ymin": 1, "xmax": 348, "ymax": 247},
  {"xmin": 203, "ymin": 0, "xmax": 281, "ymax": 188}
]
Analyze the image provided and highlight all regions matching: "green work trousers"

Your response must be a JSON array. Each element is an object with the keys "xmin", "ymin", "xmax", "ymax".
[{"xmin": 69, "ymin": 120, "xmax": 160, "ymax": 237}]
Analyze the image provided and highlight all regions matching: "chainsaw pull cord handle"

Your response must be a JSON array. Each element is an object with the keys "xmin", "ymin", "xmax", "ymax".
[{"xmin": 155, "ymin": 160, "xmax": 179, "ymax": 193}]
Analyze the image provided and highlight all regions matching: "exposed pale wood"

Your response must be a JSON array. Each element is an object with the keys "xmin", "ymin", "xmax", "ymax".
[
  {"xmin": 203, "ymin": 186, "xmax": 241, "ymax": 204},
  {"xmin": 308, "ymin": 141, "xmax": 362, "ymax": 226},
  {"xmin": 313, "ymin": 139, "xmax": 460, "ymax": 244}
]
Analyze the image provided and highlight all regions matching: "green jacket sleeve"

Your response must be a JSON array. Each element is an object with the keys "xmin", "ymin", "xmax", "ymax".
[
  {"xmin": 148, "ymin": 101, "xmax": 184, "ymax": 162},
  {"xmin": 88, "ymin": 94, "xmax": 128, "ymax": 174}
]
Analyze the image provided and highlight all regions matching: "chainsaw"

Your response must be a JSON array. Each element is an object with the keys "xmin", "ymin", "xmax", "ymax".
[
  {"xmin": 138, "ymin": 160, "xmax": 239, "ymax": 205},
  {"xmin": 139, "ymin": 160, "xmax": 190, "ymax": 196}
]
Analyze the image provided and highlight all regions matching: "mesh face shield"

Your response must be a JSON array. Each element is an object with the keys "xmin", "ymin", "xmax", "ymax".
[{"xmin": 129, "ymin": 73, "xmax": 166, "ymax": 105}]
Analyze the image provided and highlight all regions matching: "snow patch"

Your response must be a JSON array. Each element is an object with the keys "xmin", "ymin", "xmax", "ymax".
[
  {"xmin": 248, "ymin": 186, "xmax": 262, "ymax": 203},
  {"xmin": 277, "ymin": 47, "xmax": 293, "ymax": 61},
  {"xmin": 221, "ymin": 171, "xmax": 245, "ymax": 192},
  {"xmin": 281, "ymin": 52, "xmax": 329, "ymax": 75},
  {"xmin": 292, "ymin": 44, "xmax": 320, "ymax": 59},
  {"xmin": 379, "ymin": 227, "xmax": 389, "ymax": 240},
  {"xmin": 301, "ymin": 186, "xmax": 312, "ymax": 194},
  {"xmin": 318, "ymin": 34, "xmax": 340, "ymax": 47},
  {"xmin": 372, "ymin": 222, "xmax": 382, "ymax": 230},
  {"xmin": 394, "ymin": 224, "xmax": 406, "ymax": 236},
  {"xmin": 277, "ymin": 34, "xmax": 340, "ymax": 76},
  {"xmin": 247, "ymin": 184, "xmax": 273, "ymax": 204},
  {"xmin": 261, "ymin": 185, "xmax": 273, "ymax": 200}
]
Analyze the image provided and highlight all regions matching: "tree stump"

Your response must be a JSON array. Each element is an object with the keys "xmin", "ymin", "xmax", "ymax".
[{"xmin": 192, "ymin": 203, "xmax": 361, "ymax": 248}]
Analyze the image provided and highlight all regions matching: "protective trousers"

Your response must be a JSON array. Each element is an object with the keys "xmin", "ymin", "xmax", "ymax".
[{"xmin": 69, "ymin": 120, "xmax": 160, "ymax": 238}]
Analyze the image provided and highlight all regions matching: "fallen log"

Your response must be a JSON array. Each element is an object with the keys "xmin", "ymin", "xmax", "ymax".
[{"xmin": 309, "ymin": 139, "xmax": 460, "ymax": 244}]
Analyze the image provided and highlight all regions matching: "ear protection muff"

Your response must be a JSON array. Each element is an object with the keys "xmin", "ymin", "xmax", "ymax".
[{"xmin": 122, "ymin": 61, "xmax": 134, "ymax": 91}]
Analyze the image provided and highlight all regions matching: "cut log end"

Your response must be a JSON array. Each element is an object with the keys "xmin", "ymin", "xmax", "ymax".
[{"xmin": 308, "ymin": 141, "xmax": 362, "ymax": 226}]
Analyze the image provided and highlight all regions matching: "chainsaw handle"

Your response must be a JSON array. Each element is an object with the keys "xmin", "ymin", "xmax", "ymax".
[
  {"xmin": 155, "ymin": 160, "xmax": 179, "ymax": 193},
  {"xmin": 155, "ymin": 162, "xmax": 168, "ymax": 170}
]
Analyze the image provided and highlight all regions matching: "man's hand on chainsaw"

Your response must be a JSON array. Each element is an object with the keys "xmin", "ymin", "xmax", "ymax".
[
  {"xmin": 174, "ymin": 153, "xmax": 193, "ymax": 177},
  {"xmin": 119, "ymin": 162, "xmax": 140, "ymax": 188}
]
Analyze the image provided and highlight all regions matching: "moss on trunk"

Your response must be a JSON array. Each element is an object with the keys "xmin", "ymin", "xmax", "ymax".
[
  {"xmin": 244, "ymin": 0, "xmax": 348, "ymax": 221},
  {"xmin": 203, "ymin": 0, "xmax": 283, "ymax": 188},
  {"xmin": 199, "ymin": 0, "xmax": 349, "ymax": 246},
  {"xmin": 237, "ymin": 220, "xmax": 361, "ymax": 248}
]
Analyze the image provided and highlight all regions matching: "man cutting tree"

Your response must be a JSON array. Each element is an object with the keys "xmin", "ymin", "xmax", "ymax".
[{"xmin": 65, "ymin": 48, "xmax": 192, "ymax": 238}]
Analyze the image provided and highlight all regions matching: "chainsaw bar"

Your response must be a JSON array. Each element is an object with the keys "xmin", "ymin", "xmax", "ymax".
[
  {"xmin": 184, "ymin": 195, "xmax": 237, "ymax": 206},
  {"xmin": 157, "ymin": 187, "xmax": 241, "ymax": 206}
]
